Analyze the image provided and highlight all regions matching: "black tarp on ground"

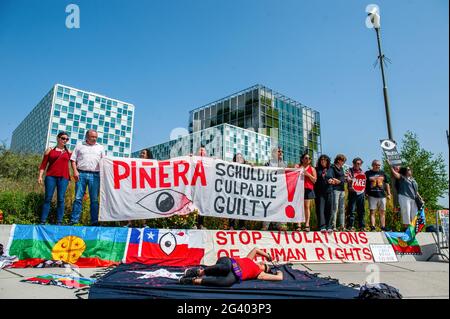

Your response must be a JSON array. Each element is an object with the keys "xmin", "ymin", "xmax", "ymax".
[{"xmin": 89, "ymin": 263, "xmax": 359, "ymax": 299}]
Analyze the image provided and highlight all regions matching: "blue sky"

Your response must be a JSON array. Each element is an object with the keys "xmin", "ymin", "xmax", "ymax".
[{"xmin": 0, "ymin": 0, "xmax": 448, "ymax": 205}]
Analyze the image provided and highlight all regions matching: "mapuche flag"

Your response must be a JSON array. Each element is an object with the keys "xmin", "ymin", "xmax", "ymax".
[
  {"xmin": 385, "ymin": 208, "xmax": 426, "ymax": 255},
  {"xmin": 6, "ymin": 224, "xmax": 128, "ymax": 267},
  {"xmin": 124, "ymin": 228, "xmax": 204, "ymax": 266}
]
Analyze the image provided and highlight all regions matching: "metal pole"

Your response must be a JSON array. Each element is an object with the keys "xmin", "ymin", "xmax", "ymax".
[
  {"xmin": 374, "ymin": 27, "xmax": 398, "ymax": 212},
  {"xmin": 375, "ymin": 27, "xmax": 394, "ymax": 140}
]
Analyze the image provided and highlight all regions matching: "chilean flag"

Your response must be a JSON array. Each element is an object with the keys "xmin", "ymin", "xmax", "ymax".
[{"xmin": 124, "ymin": 228, "xmax": 204, "ymax": 267}]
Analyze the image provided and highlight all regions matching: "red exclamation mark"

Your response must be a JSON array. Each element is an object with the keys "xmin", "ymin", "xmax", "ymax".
[{"xmin": 284, "ymin": 170, "xmax": 300, "ymax": 219}]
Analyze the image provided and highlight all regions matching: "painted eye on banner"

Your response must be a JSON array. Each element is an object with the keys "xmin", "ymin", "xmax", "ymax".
[
  {"xmin": 381, "ymin": 140, "xmax": 396, "ymax": 150},
  {"xmin": 159, "ymin": 232, "xmax": 177, "ymax": 255},
  {"xmin": 136, "ymin": 189, "xmax": 192, "ymax": 216}
]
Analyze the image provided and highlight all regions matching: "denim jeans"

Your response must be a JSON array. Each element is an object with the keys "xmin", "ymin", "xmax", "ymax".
[
  {"xmin": 330, "ymin": 190, "xmax": 345, "ymax": 229},
  {"xmin": 347, "ymin": 192, "xmax": 366, "ymax": 229},
  {"xmin": 41, "ymin": 176, "xmax": 69, "ymax": 224},
  {"xmin": 71, "ymin": 171, "xmax": 100, "ymax": 225}
]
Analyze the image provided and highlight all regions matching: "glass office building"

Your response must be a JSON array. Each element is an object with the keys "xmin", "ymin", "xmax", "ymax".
[
  {"xmin": 11, "ymin": 84, "xmax": 135, "ymax": 157},
  {"xmin": 188, "ymin": 84, "xmax": 321, "ymax": 164},
  {"xmin": 132, "ymin": 123, "xmax": 272, "ymax": 164}
]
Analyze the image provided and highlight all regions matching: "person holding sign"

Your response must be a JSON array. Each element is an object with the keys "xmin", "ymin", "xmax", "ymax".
[
  {"xmin": 262, "ymin": 147, "xmax": 288, "ymax": 231},
  {"xmin": 365, "ymin": 160, "xmax": 391, "ymax": 232},
  {"xmin": 296, "ymin": 153, "xmax": 316, "ymax": 232},
  {"xmin": 390, "ymin": 165, "xmax": 423, "ymax": 229},
  {"xmin": 229, "ymin": 153, "xmax": 249, "ymax": 230},
  {"xmin": 346, "ymin": 158, "xmax": 367, "ymax": 232},
  {"xmin": 178, "ymin": 248, "xmax": 283, "ymax": 287},
  {"xmin": 195, "ymin": 145, "xmax": 208, "ymax": 230}
]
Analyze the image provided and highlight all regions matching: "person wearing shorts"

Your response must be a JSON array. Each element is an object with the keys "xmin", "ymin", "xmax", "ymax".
[
  {"xmin": 365, "ymin": 160, "xmax": 391, "ymax": 231},
  {"xmin": 296, "ymin": 153, "xmax": 316, "ymax": 232}
]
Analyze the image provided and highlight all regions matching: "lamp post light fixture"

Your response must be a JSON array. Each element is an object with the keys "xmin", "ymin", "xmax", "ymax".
[{"xmin": 367, "ymin": 5, "xmax": 394, "ymax": 140}]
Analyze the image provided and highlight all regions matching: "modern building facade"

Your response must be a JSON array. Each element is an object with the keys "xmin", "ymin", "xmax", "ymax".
[
  {"xmin": 11, "ymin": 84, "xmax": 135, "ymax": 157},
  {"xmin": 132, "ymin": 123, "xmax": 272, "ymax": 164},
  {"xmin": 188, "ymin": 84, "xmax": 321, "ymax": 164}
]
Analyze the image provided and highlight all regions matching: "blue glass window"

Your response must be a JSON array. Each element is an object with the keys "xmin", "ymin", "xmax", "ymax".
[
  {"xmin": 87, "ymin": 118, "xmax": 92, "ymax": 123},
  {"xmin": 114, "ymin": 141, "xmax": 119, "ymax": 146},
  {"xmin": 101, "ymin": 98, "xmax": 106, "ymax": 103},
  {"xmin": 77, "ymin": 91, "xmax": 83, "ymax": 97},
  {"xmin": 108, "ymin": 145, "xmax": 113, "ymax": 151},
  {"xmin": 69, "ymin": 95, "xmax": 76, "ymax": 101},
  {"xmin": 61, "ymin": 106, "xmax": 68, "ymax": 113},
  {"xmin": 83, "ymin": 99, "xmax": 88, "ymax": 105},
  {"xmin": 88, "ymin": 106, "xmax": 94, "ymax": 112},
  {"xmin": 99, "ymin": 120, "xmax": 104, "ymax": 126},
  {"xmin": 112, "ymin": 101, "xmax": 117, "ymax": 106},
  {"xmin": 69, "ymin": 106, "xmax": 74, "ymax": 113},
  {"xmin": 52, "ymin": 129, "xmax": 58, "ymax": 135},
  {"xmin": 106, "ymin": 111, "xmax": 111, "ymax": 116},
  {"xmin": 54, "ymin": 110, "xmax": 60, "ymax": 116},
  {"xmin": 104, "ymin": 127, "xmax": 109, "ymax": 133},
  {"xmin": 107, "ymin": 100, "xmax": 111, "ymax": 105},
  {"xmin": 57, "ymin": 86, "xmax": 64, "ymax": 93},
  {"xmin": 105, "ymin": 122, "xmax": 109, "ymax": 127},
  {"xmin": 63, "ymin": 94, "xmax": 69, "ymax": 101},
  {"xmin": 57, "ymin": 92, "xmax": 63, "ymax": 98},
  {"xmin": 52, "ymin": 123, "xmax": 58, "ymax": 128},
  {"xmin": 54, "ymin": 104, "xmax": 61, "ymax": 111},
  {"xmin": 76, "ymin": 103, "xmax": 81, "ymax": 109},
  {"xmin": 81, "ymin": 110, "xmax": 87, "ymax": 116},
  {"xmin": 89, "ymin": 100, "xmax": 94, "ymax": 106},
  {"xmin": 94, "ymin": 113, "xmax": 99, "ymax": 119},
  {"xmin": 60, "ymin": 118, "xmax": 66, "ymax": 124},
  {"xmin": 81, "ymin": 116, "xmax": 86, "ymax": 122},
  {"xmin": 74, "ymin": 115, "xmax": 80, "ymax": 121},
  {"xmin": 71, "ymin": 139, "xmax": 77, "ymax": 144}
]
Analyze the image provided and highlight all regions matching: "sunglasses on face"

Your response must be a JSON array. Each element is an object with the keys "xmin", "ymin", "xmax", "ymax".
[
  {"xmin": 355, "ymin": 162, "xmax": 362, "ymax": 165},
  {"xmin": 59, "ymin": 137, "xmax": 69, "ymax": 141}
]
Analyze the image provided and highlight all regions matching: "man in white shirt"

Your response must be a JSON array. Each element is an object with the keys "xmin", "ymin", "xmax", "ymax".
[{"xmin": 69, "ymin": 129, "xmax": 105, "ymax": 226}]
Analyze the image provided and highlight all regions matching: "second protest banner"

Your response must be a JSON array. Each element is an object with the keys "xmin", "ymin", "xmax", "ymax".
[{"xmin": 99, "ymin": 156, "xmax": 304, "ymax": 223}]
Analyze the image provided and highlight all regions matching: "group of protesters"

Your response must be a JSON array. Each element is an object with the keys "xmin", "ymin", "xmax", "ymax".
[{"xmin": 38, "ymin": 130, "xmax": 422, "ymax": 232}]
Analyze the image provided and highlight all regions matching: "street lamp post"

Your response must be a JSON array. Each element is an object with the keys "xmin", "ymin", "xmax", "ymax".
[
  {"xmin": 367, "ymin": 6, "xmax": 398, "ymax": 214},
  {"xmin": 368, "ymin": 7, "xmax": 394, "ymax": 140}
]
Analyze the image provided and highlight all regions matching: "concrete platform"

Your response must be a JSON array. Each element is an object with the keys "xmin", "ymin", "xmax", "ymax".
[{"xmin": 0, "ymin": 262, "xmax": 448, "ymax": 299}]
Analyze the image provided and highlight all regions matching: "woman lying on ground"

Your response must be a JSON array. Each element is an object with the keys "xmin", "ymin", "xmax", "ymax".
[{"xmin": 178, "ymin": 248, "xmax": 283, "ymax": 287}]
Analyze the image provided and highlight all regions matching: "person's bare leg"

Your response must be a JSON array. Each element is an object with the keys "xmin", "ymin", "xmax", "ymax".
[
  {"xmin": 370, "ymin": 210, "xmax": 376, "ymax": 227},
  {"xmin": 380, "ymin": 210, "xmax": 386, "ymax": 228},
  {"xmin": 304, "ymin": 200, "xmax": 311, "ymax": 229}
]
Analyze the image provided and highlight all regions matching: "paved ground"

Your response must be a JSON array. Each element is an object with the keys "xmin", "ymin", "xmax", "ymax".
[{"xmin": 0, "ymin": 261, "xmax": 448, "ymax": 299}]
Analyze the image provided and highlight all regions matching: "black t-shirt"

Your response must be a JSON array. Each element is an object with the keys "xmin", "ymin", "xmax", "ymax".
[
  {"xmin": 314, "ymin": 167, "xmax": 334, "ymax": 194},
  {"xmin": 330, "ymin": 164, "xmax": 345, "ymax": 191},
  {"xmin": 365, "ymin": 170, "xmax": 390, "ymax": 198}
]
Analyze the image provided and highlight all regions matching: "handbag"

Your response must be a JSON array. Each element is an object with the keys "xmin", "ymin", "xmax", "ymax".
[{"xmin": 411, "ymin": 179, "xmax": 424, "ymax": 209}]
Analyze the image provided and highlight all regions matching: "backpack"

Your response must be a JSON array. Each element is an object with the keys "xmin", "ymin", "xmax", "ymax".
[{"xmin": 358, "ymin": 283, "xmax": 403, "ymax": 299}]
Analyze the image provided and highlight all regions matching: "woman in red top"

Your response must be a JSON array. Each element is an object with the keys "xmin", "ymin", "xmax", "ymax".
[
  {"xmin": 38, "ymin": 131, "xmax": 72, "ymax": 225},
  {"xmin": 296, "ymin": 153, "xmax": 317, "ymax": 232},
  {"xmin": 179, "ymin": 248, "xmax": 283, "ymax": 287}
]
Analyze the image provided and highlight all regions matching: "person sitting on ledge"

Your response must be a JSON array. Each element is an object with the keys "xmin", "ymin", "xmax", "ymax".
[{"xmin": 178, "ymin": 248, "xmax": 283, "ymax": 287}]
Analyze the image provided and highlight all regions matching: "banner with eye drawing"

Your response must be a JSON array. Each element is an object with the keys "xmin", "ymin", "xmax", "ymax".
[{"xmin": 99, "ymin": 156, "xmax": 304, "ymax": 223}]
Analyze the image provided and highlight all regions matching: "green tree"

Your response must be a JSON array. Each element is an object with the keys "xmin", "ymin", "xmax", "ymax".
[{"xmin": 398, "ymin": 131, "xmax": 448, "ymax": 210}]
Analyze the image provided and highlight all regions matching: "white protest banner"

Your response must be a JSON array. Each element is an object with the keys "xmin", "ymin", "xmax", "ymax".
[
  {"xmin": 100, "ymin": 156, "xmax": 304, "ymax": 223},
  {"xmin": 201, "ymin": 230, "xmax": 382, "ymax": 264}
]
